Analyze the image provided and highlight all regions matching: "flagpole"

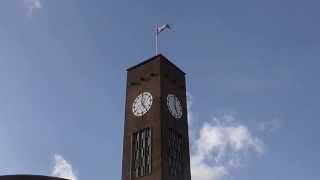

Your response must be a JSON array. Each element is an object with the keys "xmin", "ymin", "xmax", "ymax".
[
  {"xmin": 155, "ymin": 24, "xmax": 158, "ymax": 55},
  {"xmin": 155, "ymin": 24, "xmax": 170, "ymax": 55}
]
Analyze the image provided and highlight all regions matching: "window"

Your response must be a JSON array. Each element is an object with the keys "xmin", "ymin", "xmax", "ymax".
[
  {"xmin": 132, "ymin": 128, "xmax": 152, "ymax": 178},
  {"xmin": 168, "ymin": 128, "xmax": 188, "ymax": 176}
]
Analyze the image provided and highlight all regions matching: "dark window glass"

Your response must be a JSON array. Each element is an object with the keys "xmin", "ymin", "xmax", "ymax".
[
  {"xmin": 132, "ymin": 128, "xmax": 152, "ymax": 178},
  {"xmin": 168, "ymin": 128, "xmax": 187, "ymax": 176}
]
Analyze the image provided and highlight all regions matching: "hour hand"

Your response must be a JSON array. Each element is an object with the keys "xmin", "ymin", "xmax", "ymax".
[
  {"xmin": 141, "ymin": 95, "xmax": 146, "ymax": 110},
  {"xmin": 173, "ymin": 102, "xmax": 177, "ymax": 114}
]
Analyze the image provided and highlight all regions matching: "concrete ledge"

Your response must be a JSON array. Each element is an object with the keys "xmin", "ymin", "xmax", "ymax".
[{"xmin": 0, "ymin": 175, "xmax": 68, "ymax": 180}]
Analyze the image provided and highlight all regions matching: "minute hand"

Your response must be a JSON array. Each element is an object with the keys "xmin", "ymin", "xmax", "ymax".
[
  {"xmin": 173, "ymin": 98, "xmax": 178, "ymax": 115},
  {"xmin": 141, "ymin": 95, "xmax": 147, "ymax": 110}
]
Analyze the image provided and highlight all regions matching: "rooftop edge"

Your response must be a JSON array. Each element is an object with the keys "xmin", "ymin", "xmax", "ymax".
[{"xmin": 126, "ymin": 54, "xmax": 186, "ymax": 75}]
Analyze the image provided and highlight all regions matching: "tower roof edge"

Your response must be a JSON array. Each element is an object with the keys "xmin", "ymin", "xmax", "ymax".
[{"xmin": 126, "ymin": 54, "xmax": 186, "ymax": 75}]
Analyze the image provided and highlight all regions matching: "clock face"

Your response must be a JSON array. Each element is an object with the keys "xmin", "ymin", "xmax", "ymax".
[
  {"xmin": 132, "ymin": 92, "xmax": 153, "ymax": 117},
  {"xmin": 167, "ymin": 94, "xmax": 183, "ymax": 119}
]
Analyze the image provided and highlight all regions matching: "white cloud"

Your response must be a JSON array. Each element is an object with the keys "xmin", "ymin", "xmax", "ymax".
[
  {"xmin": 52, "ymin": 154, "xmax": 77, "ymax": 180},
  {"xmin": 187, "ymin": 92, "xmax": 194, "ymax": 124},
  {"xmin": 24, "ymin": 0, "xmax": 42, "ymax": 17},
  {"xmin": 190, "ymin": 115, "xmax": 264, "ymax": 180},
  {"xmin": 191, "ymin": 162, "xmax": 227, "ymax": 180},
  {"xmin": 259, "ymin": 118, "xmax": 282, "ymax": 132}
]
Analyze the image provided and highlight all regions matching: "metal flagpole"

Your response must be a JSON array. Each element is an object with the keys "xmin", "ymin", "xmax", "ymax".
[
  {"xmin": 155, "ymin": 24, "xmax": 158, "ymax": 55},
  {"xmin": 155, "ymin": 24, "xmax": 170, "ymax": 55}
]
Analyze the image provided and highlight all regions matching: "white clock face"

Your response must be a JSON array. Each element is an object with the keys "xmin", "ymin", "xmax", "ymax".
[
  {"xmin": 167, "ymin": 94, "xmax": 183, "ymax": 119},
  {"xmin": 132, "ymin": 92, "xmax": 153, "ymax": 117}
]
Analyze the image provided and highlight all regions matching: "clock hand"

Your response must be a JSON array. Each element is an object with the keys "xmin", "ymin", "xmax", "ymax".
[
  {"xmin": 176, "ymin": 102, "xmax": 181, "ymax": 116},
  {"xmin": 175, "ymin": 102, "xmax": 178, "ymax": 113},
  {"xmin": 141, "ymin": 94, "xmax": 146, "ymax": 110},
  {"xmin": 173, "ymin": 97, "xmax": 177, "ymax": 114}
]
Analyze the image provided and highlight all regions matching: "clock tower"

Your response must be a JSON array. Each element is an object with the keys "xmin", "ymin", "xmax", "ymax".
[{"xmin": 121, "ymin": 54, "xmax": 191, "ymax": 180}]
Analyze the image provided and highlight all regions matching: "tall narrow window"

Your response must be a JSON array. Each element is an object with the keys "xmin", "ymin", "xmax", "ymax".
[
  {"xmin": 168, "ymin": 128, "xmax": 186, "ymax": 176},
  {"xmin": 132, "ymin": 128, "xmax": 152, "ymax": 178}
]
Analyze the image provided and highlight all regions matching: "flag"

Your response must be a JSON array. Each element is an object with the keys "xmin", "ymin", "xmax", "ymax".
[{"xmin": 157, "ymin": 24, "xmax": 171, "ymax": 34}]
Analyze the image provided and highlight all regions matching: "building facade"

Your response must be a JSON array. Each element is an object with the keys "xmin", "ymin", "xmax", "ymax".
[{"xmin": 121, "ymin": 54, "xmax": 191, "ymax": 180}]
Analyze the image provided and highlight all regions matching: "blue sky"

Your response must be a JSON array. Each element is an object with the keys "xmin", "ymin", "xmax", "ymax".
[{"xmin": 0, "ymin": 0, "xmax": 319, "ymax": 180}]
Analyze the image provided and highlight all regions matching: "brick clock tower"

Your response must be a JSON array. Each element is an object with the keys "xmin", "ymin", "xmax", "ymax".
[{"xmin": 121, "ymin": 54, "xmax": 191, "ymax": 180}]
